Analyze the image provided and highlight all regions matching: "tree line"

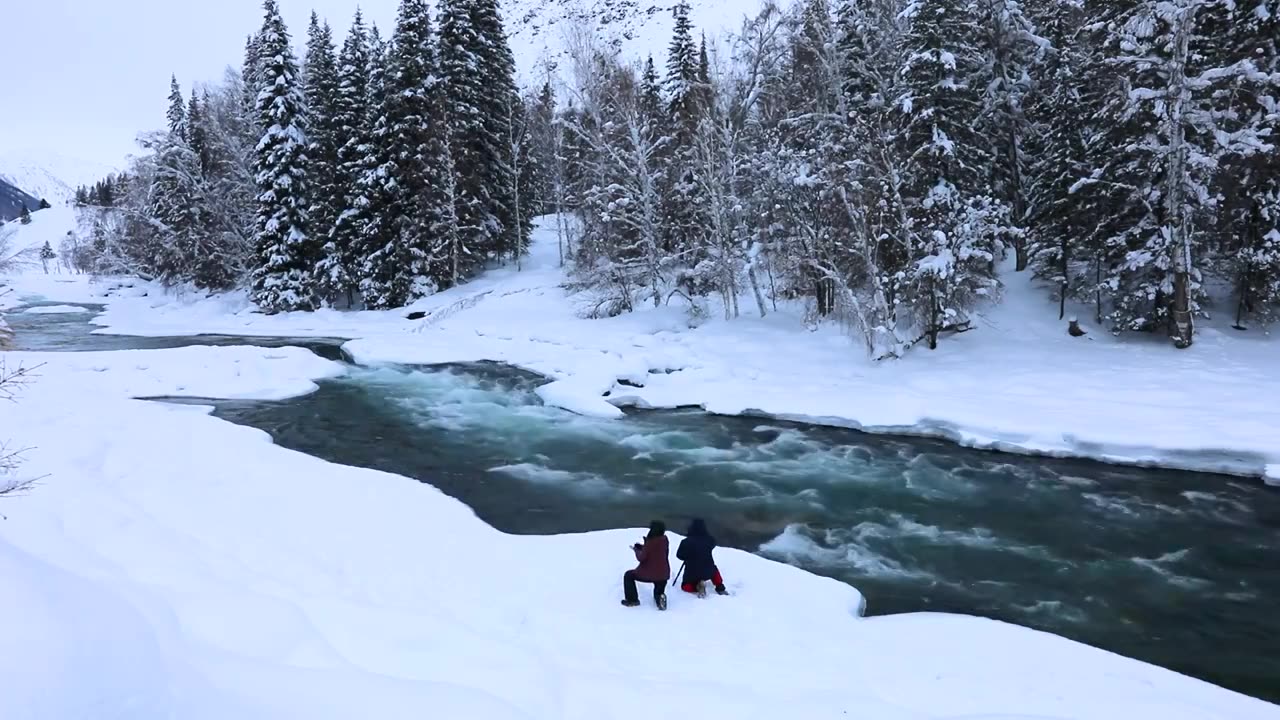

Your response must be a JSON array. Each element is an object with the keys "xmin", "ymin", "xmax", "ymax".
[
  {"xmin": 76, "ymin": 0, "xmax": 529, "ymax": 312},
  {"xmin": 76, "ymin": 0, "xmax": 1279, "ymax": 355},
  {"xmin": 547, "ymin": 0, "xmax": 1279, "ymax": 355}
]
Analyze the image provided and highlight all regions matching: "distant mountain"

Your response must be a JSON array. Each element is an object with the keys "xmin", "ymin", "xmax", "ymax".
[
  {"xmin": 0, "ymin": 150, "xmax": 118, "ymax": 207},
  {"xmin": 0, "ymin": 176, "xmax": 41, "ymax": 222}
]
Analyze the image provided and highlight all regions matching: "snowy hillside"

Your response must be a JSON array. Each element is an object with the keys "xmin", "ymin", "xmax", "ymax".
[
  {"xmin": 504, "ymin": 0, "xmax": 769, "ymax": 81},
  {"xmin": 1, "ymin": 206, "xmax": 78, "ymax": 264},
  {"xmin": 0, "ymin": 149, "xmax": 118, "ymax": 206},
  {"xmin": 0, "ymin": 177, "xmax": 41, "ymax": 222}
]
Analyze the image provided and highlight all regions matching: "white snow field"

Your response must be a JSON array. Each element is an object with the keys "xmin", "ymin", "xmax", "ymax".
[
  {"xmin": 6, "ymin": 207, "xmax": 1276, "ymax": 485},
  {"xmin": 0, "ymin": 342, "xmax": 1276, "ymax": 720}
]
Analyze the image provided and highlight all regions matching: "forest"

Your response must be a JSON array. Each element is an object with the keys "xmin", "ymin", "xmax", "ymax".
[{"xmin": 69, "ymin": 0, "xmax": 1280, "ymax": 358}]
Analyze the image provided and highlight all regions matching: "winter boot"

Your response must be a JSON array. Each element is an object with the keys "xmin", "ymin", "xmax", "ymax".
[
  {"xmin": 621, "ymin": 599, "xmax": 640, "ymax": 608},
  {"xmin": 696, "ymin": 581, "xmax": 707, "ymax": 598},
  {"xmin": 656, "ymin": 593, "xmax": 668, "ymax": 611},
  {"xmin": 715, "ymin": 585, "xmax": 729, "ymax": 596}
]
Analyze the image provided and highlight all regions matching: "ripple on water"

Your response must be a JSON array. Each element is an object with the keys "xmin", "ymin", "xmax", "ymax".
[
  {"xmin": 487, "ymin": 463, "xmax": 635, "ymax": 497},
  {"xmin": 759, "ymin": 523, "xmax": 938, "ymax": 582}
]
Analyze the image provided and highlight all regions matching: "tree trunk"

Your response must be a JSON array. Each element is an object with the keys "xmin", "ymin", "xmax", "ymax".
[
  {"xmin": 1165, "ymin": 0, "xmax": 1197, "ymax": 349},
  {"xmin": 747, "ymin": 262, "xmax": 768, "ymax": 318}
]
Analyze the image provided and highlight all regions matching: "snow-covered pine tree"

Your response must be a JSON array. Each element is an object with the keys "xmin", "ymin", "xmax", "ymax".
[
  {"xmin": 1210, "ymin": 0, "xmax": 1280, "ymax": 326},
  {"xmin": 147, "ymin": 76, "xmax": 209, "ymax": 285},
  {"xmin": 196, "ymin": 71, "xmax": 260, "ymax": 289},
  {"xmin": 975, "ymin": 0, "xmax": 1041, "ymax": 270},
  {"xmin": 436, "ymin": 0, "xmax": 489, "ymax": 261},
  {"xmin": 661, "ymin": 0, "xmax": 705, "ymax": 261},
  {"xmin": 319, "ymin": 10, "xmax": 371, "ymax": 306},
  {"xmin": 357, "ymin": 0, "xmax": 450, "ymax": 307},
  {"xmin": 166, "ymin": 75, "xmax": 187, "ymax": 139},
  {"xmin": 187, "ymin": 89, "xmax": 212, "ymax": 175},
  {"xmin": 1025, "ymin": 0, "xmax": 1100, "ymax": 321},
  {"xmin": 1085, "ymin": 0, "xmax": 1236, "ymax": 347},
  {"xmin": 249, "ymin": 0, "xmax": 316, "ymax": 312},
  {"xmin": 242, "ymin": 33, "xmax": 262, "ymax": 113},
  {"xmin": 471, "ymin": 0, "xmax": 524, "ymax": 261},
  {"xmin": 640, "ymin": 57, "xmax": 667, "ymax": 137},
  {"xmin": 437, "ymin": 0, "xmax": 523, "ymax": 265},
  {"xmin": 526, "ymin": 81, "xmax": 558, "ymax": 215},
  {"xmin": 40, "ymin": 241, "xmax": 55, "ymax": 273},
  {"xmin": 303, "ymin": 12, "xmax": 342, "ymax": 301},
  {"xmin": 766, "ymin": 0, "xmax": 853, "ymax": 318},
  {"xmin": 896, "ymin": 0, "xmax": 1008, "ymax": 349}
]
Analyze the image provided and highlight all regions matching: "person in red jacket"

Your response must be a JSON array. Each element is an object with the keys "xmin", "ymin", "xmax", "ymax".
[{"xmin": 622, "ymin": 520, "xmax": 670, "ymax": 610}]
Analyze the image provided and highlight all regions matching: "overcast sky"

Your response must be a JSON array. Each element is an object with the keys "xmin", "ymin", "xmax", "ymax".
[{"xmin": 2, "ymin": 0, "xmax": 400, "ymax": 170}]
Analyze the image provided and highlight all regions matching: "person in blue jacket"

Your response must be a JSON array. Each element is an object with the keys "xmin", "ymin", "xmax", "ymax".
[{"xmin": 676, "ymin": 518, "xmax": 728, "ymax": 597}]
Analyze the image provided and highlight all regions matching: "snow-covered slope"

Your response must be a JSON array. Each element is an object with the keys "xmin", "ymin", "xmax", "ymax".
[
  {"xmin": 0, "ymin": 206, "xmax": 78, "ymax": 268},
  {"xmin": 0, "ymin": 177, "xmax": 41, "ymax": 222},
  {"xmin": 0, "ymin": 149, "xmax": 118, "ymax": 206}
]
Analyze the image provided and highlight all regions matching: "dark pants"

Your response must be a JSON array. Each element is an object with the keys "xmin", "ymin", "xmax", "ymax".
[{"xmin": 623, "ymin": 570, "xmax": 666, "ymax": 603}]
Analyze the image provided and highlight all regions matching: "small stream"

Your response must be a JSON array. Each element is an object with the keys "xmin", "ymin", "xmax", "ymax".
[{"xmin": 8, "ymin": 301, "xmax": 1280, "ymax": 703}]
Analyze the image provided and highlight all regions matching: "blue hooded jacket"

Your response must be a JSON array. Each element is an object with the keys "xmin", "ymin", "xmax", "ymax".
[{"xmin": 676, "ymin": 518, "xmax": 718, "ymax": 585}]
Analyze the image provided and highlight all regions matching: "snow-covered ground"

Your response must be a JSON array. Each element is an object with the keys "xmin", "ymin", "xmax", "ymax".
[
  {"xmin": 6, "ymin": 208, "xmax": 1276, "ymax": 485},
  {"xmin": 0, "ymin": 327, "xmax": 1276, "ymax": 719}
]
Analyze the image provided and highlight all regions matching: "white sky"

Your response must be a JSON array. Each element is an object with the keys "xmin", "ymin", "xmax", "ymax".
[{"xmin": 1, "ymin": 0, "xmax": 400, "ymax": 170}]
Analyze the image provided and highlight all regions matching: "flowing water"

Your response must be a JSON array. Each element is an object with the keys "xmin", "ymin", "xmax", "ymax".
[{"xmin": 8, "ymin": 303, "xmax": 1280, "ymax": 702}]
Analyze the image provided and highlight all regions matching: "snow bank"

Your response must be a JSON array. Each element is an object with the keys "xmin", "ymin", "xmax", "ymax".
[
  {"xmin": 21, "ymin": 303, "xmax": 91, "ymax": 314},
  {"xmin": 0, "ymin": 538, "xmax": 176, "ymax": 720},
  {"xmin": 1, "ymin": 342, "xmax": 1276, "ymax": 719}
]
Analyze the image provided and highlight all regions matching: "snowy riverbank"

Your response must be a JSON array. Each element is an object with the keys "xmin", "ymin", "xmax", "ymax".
[
  {"xmin": 6, "ymin": 211, "xmax": 1277, "ymax": 485},
  {"xmin": 2, "ymin": 332, "xmax": 1279, "ymax": 718}
]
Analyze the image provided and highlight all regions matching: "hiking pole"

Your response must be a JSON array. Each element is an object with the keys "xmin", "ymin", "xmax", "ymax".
[{"xmin": 672, "ymin": 562, "xmax": 685, "ymax": 589}]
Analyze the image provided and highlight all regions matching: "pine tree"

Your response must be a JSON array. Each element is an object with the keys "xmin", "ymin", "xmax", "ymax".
[
  {"xmin": 897, "ymin": 0, "xmax": 1008, "ymax": 348},
  {"xmin": 18, "ymin": 205, "xmax": 31, "ymax": 224},
  {"xmin": 975, "ymin": 0, "xmax": 1041, "ymax": 270},
  {"xmin": 437, "ymin": 0, "xmax": 524, "ymax": 264},
  {"xmin": 472, "ymin": 0, "xmax": 523, "ymax": 261},
  {"xmin": 1079, "ymin": 0, "xmax": 1233, "ymax": 346},
  {"xmin": 1212, "ymin": 0, "xmax": 1280, "ymax": 326},
  {"xmin": 166, "ymin": 75, "xmax": 187, "ymax": 139},
  {"xmin": 662, "ymin": 0, "xmax": 707, "ymax": 261},
  {"xmin": 639, "ymin": 57, "xmax": 665, "ymax": 131},
  {"xmin": 319, "ymin": 10, "xmax": 371, "ymax": 306},
  {"xmin": 187, "ymin": 88, "xmax": 211, "ymax": 174},
  {"xmin": 437, "ymin": 0, "xmax": 489, "ymax": 259},
  {"xmin": 242, "ymin": 32, "xmax": 263, "ymax": 114},
  {"xmin": 356, "ymin": 0, "xmax": 450, "ymax": 308},
  {"xmin": 1026, "ymin": 0, "xmax": 1096, "ymax": 321},
  {"xmin": 527, "ymin": 81, "xmax": 558, "ymax": 214},
  {"xmin": 249, "ymin": 0, "xmax": 315, "ymax": 312},
  {"xmin": 303, "ymin": 12, "xmax": 342, "ymax": 298}
]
